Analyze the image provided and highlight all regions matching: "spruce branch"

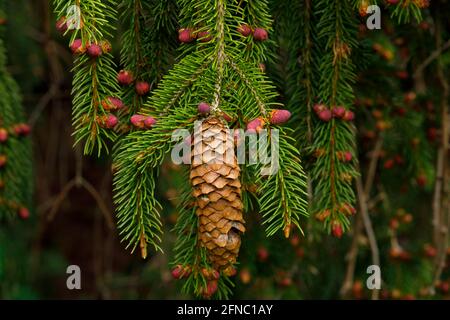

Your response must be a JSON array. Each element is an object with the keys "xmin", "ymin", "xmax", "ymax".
[
  {"xmin": 113, "ymin": 0, "xmax": 309, "ymax": 299},
  {"xmin": 53, "ymin": 0, "xmax": 120, "ymax": 156},
  {"xmin": 311, "ymin": 0, "xmax": 358, "ymax": 236},
  {"xmin": 0, "ymin": 37, "xmax": 33, "ymax": 220}
]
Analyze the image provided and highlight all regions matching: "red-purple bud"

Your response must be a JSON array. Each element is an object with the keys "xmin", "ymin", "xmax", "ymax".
[
  {"xmin": 198, "ymin": 102, "xmax": 211, "ymax": 114},
  {"xmin": 70, "ymin": 39, "xmax": 86, "ymax": 54},
  {"xmin": 130, "ymin": 114, "xmax": 146, "ymax": 128},
  {"xmin": 332, "ymin": 106, "xmax": 346, "ymax": 118},
  {"xmin": 0, "ymin": 128, "xmax": 8, "ymax": 143},
  {"xmin": 105, "ymin": 114, "xmax": 118, "ymax": 129},
  {"xmin": 253, "ymin": 28, "xmax": 268, "ymax": 41},
  {"xmin": 270, "ymin": 109, "xmax": 291, "ymax": 125},
  {"xmin": 144, "ymin": 116, "xmax": 156, "ymax": 128},
  {"xmin": 343, "ymin": 110, "xmax": 355, "ymax": 121},
  {"xmin": 197, "ymin": 30, "xmax": 212, "ymax": 42},
  {"xmin": 102, "ymin": 97, "xmax": 124, "ymax": 111},
  {"xmin": 178, "ymin": 28, "xmax": 195, "ymax": 43},
  {"xmin": 203, "ymin": 280, "xmax": 218, "ymax": 298},
  {"xmin": 313, "ymin": 103, "xmax": 327, "ymax": 114},
  {"xmin": 135, "ymin": 81, "xmax": 151, "ymax": 96},
  {"xmin": 117, "ymin": 70, "xmax": 134, "ymax": 86},
  {"xmin": 332, "ymin": 221, "xmax": 343, "ymax": 238},
  {"xmin": 87, "ymin": 43, "xmax": 103, "ymax": 58},
  {"xmin": 246, "ymin": 117, "xmax": 265, "ymax": 133},
  {"xmin": 14, "ymin": 123, "xmax": 31, "ymax": 136},
  {"xmin": 344, "ymin": 151, "xmax": 352, "ymax": 162},
  {"xmin": 56, "ymin": 16, "xmax": 68, "ymax": 33},
  {"xmin": 171, "ymin": 265, "xmax": 184, "ymax": 279},
  {"xmin": 318, "ymin": 109, "xmax": 332, "ymax": 122},
  {"xmin": 18, "ymin": 207, "xmax": 30, "ymax": 220},
  {"xmin": 237, "ymin": 24, "xmax": 252, "ymax": 37}
]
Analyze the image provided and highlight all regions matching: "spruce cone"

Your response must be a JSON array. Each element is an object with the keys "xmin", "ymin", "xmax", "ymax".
[{"xmin": 190, "ymin": 117, "xmax": 245, "ymax": 270}]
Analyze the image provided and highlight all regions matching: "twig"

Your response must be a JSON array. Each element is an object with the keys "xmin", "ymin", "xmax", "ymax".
[
  {"xmin": 356, "ymin": 175, "xmax": 380, "ymax": 300},
  {"xmin": 413, "ymin": 39, "xmax": 450, "ymax": 80},
  {"xmin": 430, "ymin": 15, "xmax": 450, "ymax": 294},
  {"xmin": 340, "ymin": 136, "xmax": 383, "ymax": 298}
]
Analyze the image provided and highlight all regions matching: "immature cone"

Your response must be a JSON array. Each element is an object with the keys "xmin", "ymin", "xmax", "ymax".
[{"xmin": 191, "ymin": 117, "xmax": 245, "ymax": 271}]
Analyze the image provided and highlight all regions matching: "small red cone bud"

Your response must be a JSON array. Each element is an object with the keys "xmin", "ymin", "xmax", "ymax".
[
  {"xmin": 315, "ymin": 209, "xmax": 331, "ymax": 222},
  {"xmin": 130, "ymin": 114, "xmax": 146, "ymax": 128},
  {"xmin": 246, "ymin": 117, "xmax": 265, "ymax": 133},
  {"xmin": 100, "ymin": 40, "xmax": 112, "ymax": 54},
  {"xmin": 318, "ymin": 109, "xmax": 332, "ymax": 122},
  {"xmin": 0, "ymin": 154, "xmax": 7, "ymax": 168},
  {"xmin": 0, "ymin": 128, "xmax": 8, "ymax": 143},
  {"xmin": 344, "ymin": 151, "xmax": 352, "ymax": 162},
  {"xmin": 313, "ymin": 103, "xmax": 327, "ymax": 114},
  {"xmin": 182, "ymin": 265, "xmax": 192, "ymax": 277},
  {"xmin": 178, "ymin": 28, "xmax": 195, "ymax": 43},
  {"xmin": 383, "ymin": 159, "xmax": 395, "ymax": 169},
  {"xmin": 290, "ymin": 235, "xmax": 300, "ymax": 247},
  {"xmin": 416, "ymin": 174, "xmax": 427, "ymax": 187},
  {"xmin": 387, "ymin": 0, "xmax": 399, "ymax": 4},
  {"xmin": 332, "ymin": 106, "xmax": 346, "ymax": 118},
  {"xmin": 197, "ymin": 30, "xmax": 212, "ymax": 42},
  {"xmin": 201, "ymin": 268, "xmax": 210, "ymax": 278},
  {"xmin": 144, "ymin": 116, "xmax": 156, "ymax": 128},
  {"xmin": 237, "ymin": 24, "xmax": 252, "ymax": 37},
  {"xmin": 253, "ymin": 28, "xmax": 268, "ymax": 41},
  {"xmin": 102, "ymin": 97, "xmax": 124, "ymax": 111},
  {"xmin": 104, "ymin": 114, "xmax": 118, "ymax": 129},
  {"xmin": 117, "ymin": 70, "xmax": 134, "ymax": 86},
  {"xmin": 340, "ymin": 203, "xmax": 356, "ymax": 216},
  {"xmin": 198, "ymin": 102, "xmax": 211, "ymax": 114},
  {"xmin": 211, "ymin": 270, "xmax": 220, "ymax": 280},
  {"xmin": 342, "ymin": 110, "xmax": 355, "ymax": 121},
  {"xmin": 331, "ymin": 221, "xmax": 343, "ymax": 238},
  {"xmin": 18, "ymin": 207, "xmax": 30, "ymax": 220},
  {"xmin": 203, "ymin": 280, "xmax": 218, "ymax": 298},
  {"xmin": 259, "ymin": 63, "xmax": 266, "ymax": 72},
  {"xmin": 221, "ymin": 112, "xmax": 233, "ymax": 122},
  {"xmin": 171, "ymin": 265, "xmax": 184, "ymax": 279},
  {"xmin": 21, "ymin": 124, "xmax": 31, "ymax": 136},
  {"xmin": 279, "ymin": 277, "xmax": 292, "ymax": 287},
  {"xmin": 56, "ymin": 16, "xmax": 68, "ymax": 33},
  {"xmin": 257, "ymin": 246, "xmax": 269, "ymax": 262},
  {"xmin": 389, "ymin": 218, "xmax": 399, "ymax": 230},
  {"xmin": 439, "ymin": 282, "xmax": 449, "ymax": 294},
  {"xmin": 223, "ymin": 266, "xmax": 237, "ymax": 277},
  {"xmin": 70, "ymin": 39, "xmax": 86, "ymax": 54},
  {"xmin": 87, "ymin": 43, "xmax": 102, "ymax": 58},
  {"xmin": 404, "ymin": 91, "xmax": 416, "ymax": 103},
  {"xmin": 135, "ymin": 81, "xmax": 151, "ymax": 96},
  {"xmin": 269, "ymin": 109, "xmax": 291, "ymax": 125},
  {"xmin": 423, "ymin": 244, "xmax": 437, "ymax": 258}
]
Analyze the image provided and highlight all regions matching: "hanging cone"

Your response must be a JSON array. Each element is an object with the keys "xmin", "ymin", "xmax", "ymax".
[{"xmin": 190, "ymin": 117, "xmax": 245, "ymax": 270}]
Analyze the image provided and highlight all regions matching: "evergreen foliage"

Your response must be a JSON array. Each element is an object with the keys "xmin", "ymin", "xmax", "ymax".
[{"xmin": 0, "ymin": 16, "xmax": 32, "ymax": 220}]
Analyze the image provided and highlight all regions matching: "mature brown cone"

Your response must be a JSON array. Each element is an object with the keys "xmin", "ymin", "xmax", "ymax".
[{"xmin": 190, "ymin": 117, "xmax": 245, "ymax": 271}]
